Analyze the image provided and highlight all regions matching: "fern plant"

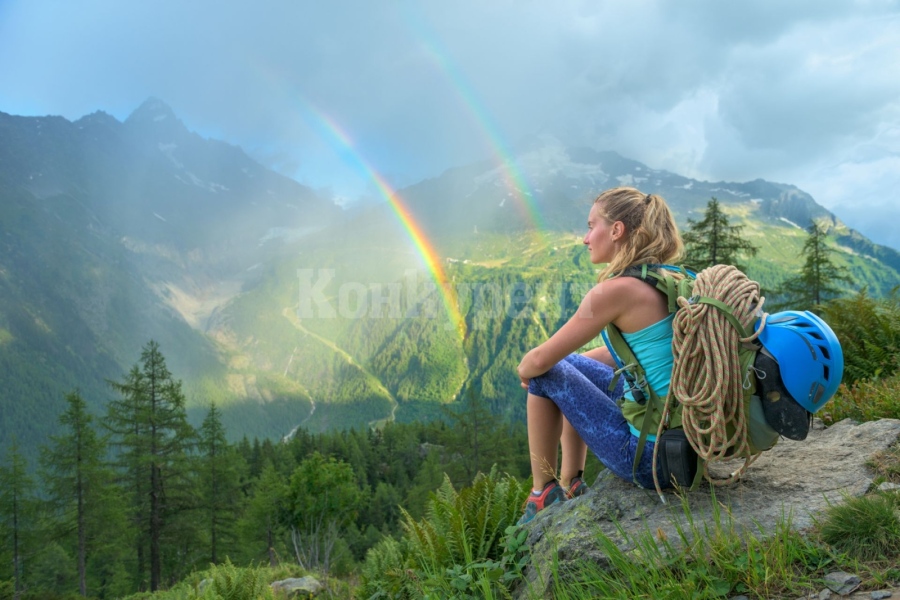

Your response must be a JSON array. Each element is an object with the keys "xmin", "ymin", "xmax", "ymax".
[
  {"xmin": 361, "ymin": 466, "xmax": 528, "ymax": 599},
  {"xmin": 819, "ymin": 288, "xmax": 900, "ymax": 385},
  {"xmin": 199, "ymin": 560, "xmax": 274, "ymax": 600}
]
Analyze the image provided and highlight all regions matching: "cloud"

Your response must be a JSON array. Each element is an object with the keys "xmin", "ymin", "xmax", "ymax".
[{"xmin": 0, "ymin": 0, "xmax": 898, "ymax": 248}]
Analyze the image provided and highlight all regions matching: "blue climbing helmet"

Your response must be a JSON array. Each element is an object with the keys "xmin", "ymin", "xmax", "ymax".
[{"xmin": 755, "ymin": 310, "xmax": 844, "ymax": 413}]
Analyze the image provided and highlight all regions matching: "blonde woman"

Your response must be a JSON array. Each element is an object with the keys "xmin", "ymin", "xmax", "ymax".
[{"xmin": 516, "ymin": 187, "xmax": 684, "ymax": 524}]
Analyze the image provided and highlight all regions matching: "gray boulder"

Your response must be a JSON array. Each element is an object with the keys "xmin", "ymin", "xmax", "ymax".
[
  {"xmin": 270, "ymin": 575, "xmax": 324, "ymax": 597},
  {"xmin": 519, "ymin": 418, "xmax": 900, "ymax": 597}
]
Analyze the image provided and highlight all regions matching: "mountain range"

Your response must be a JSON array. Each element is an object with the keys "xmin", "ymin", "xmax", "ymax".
[{"xmin": 1, "ymin": 98, "xmax": 897, "ymax": 460}]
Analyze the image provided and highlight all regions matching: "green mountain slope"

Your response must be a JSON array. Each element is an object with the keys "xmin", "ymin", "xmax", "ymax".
[{"xmin": 1, "ymin": 102, "xmax": 898, "ymax": 459}]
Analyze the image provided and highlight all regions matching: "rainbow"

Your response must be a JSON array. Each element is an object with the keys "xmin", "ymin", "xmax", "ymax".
[
  {"xmin": 405, "ymin": 13, "xmax": 546, "ymax": 232},
  {"xmin": 303, "ymin": 105, "xmax": 467, "ymax": 338}
]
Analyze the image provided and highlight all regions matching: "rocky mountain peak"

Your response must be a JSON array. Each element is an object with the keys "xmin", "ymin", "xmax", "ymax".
[
  {"xmin": 126, "ymin": 97, "xmax": 178, "ymax": 124},
  {"xmin": 124, "ymin": 97, "xmax": 189, "ymax": 143}
]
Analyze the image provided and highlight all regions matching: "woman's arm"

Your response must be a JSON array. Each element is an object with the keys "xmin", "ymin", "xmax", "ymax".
[{"xmin": 518, "ymin": 279, "xmax": 631, "ymax": 380}]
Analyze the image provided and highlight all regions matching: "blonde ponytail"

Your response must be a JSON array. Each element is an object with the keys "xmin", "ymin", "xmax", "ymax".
[{"xmin": 593, "ymin": 187, "xmax": 683, "ymax": 281}]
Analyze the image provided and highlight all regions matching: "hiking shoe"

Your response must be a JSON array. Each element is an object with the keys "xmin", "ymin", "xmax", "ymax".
[
  {"xmin": 517, "ymin": 480, "xmax": 567, "ymax": 525},
  {"xmin": 566, "ymin": 476, "xmax": 589, "ymax": 499}
]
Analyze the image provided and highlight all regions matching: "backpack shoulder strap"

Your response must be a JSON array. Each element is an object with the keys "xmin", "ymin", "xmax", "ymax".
[
  {"xmin": 601, "ymin": 264, "xmax": 695, "ymax": 488},
  {"xmin": 618, "ymin": 264, "xmax": 696, "ymax": 314}
]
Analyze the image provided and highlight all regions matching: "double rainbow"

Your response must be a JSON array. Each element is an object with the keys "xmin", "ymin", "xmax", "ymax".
[
  {"xmin": 305, "ymin": 106, "xmax": 467, "ymax": 338},
  {"xmin": 404, "ymin": 9, "xmax": 546, "ymax": 233}
]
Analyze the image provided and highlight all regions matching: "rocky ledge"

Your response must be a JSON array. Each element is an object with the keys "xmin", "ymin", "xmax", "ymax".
[{"xmin": 520, "ymin": 418, "xmax": 900, "ymax": 598}]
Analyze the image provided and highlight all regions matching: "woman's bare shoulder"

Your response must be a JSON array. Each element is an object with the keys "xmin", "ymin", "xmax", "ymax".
[{"xmin": 587, "ymin": 276, "xmax": 668, "ymax": 331}]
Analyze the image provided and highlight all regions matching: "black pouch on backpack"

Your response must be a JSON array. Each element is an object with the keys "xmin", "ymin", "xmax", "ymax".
[{"xmin": 658, "ymin": 428, "xmax": 698, "ymax": 488}]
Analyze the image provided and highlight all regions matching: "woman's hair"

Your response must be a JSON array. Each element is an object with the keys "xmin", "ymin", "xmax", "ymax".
[{"xmin": 593, "ymin": 187, "xmax": 683, "ymax": 281}]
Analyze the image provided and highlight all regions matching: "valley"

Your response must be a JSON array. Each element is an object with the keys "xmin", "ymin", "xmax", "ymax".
[{"xmin": 1, "ymin": 100, "xmax": 898, "ymax": 461}]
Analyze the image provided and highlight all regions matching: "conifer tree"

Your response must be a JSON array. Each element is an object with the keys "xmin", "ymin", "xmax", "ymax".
[
  {"xmin": 39, "ymin": 390, "xmax": 121, "ymax": 597},
  {"xmin": 238, "ymin": 463, "xmax": 288, "ymax": 567},
  {"xmin": 104, "ymin": 340, "xmax": 195, "ymax": 592},
  {"xmin": 286, "ymin": 453, "xmax": 361, "ymax": 575},
  {"xmin": 442, "ymin": 387, "xmax": 504, "ymax": 487},
  {"xmin": 775, "ymin": 222, "xmax": 853, "ymax": 310},
  {"xmin": 197, "ymin": 402, "xmax": 243, "ymax": 564},
  {"xmin": 0, "ymin": 440, "xmax": 37, "ymax": 600},
  {"xmin": 682, "ymin": 197, "xmax": 759, "ymax": 271}
]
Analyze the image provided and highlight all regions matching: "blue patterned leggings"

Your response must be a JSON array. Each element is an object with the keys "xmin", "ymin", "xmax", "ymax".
[{"xmin": 527, "ymin": 353, "xmax": 668, "ymax": 489}]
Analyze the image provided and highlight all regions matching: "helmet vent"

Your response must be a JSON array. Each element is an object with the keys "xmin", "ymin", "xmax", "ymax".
[
  {"xmin": 823, "ymin": 365, "xmax": 830, "ymax": 380},
  {"xmin": 820, "ymin": 345, "xmax": 831, "ymax": 360},
  {"xmin": 812, "ymin": 383, "xmax": 825, "ymax": 405}
]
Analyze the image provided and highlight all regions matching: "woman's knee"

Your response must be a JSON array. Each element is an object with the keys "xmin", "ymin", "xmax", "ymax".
[{"xmin": 527, "ymin": 361, "xmax": 572, "ymax": 396}]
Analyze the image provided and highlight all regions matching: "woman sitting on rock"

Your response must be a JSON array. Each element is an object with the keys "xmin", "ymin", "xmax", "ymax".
[{"xmin": 516, "ymin": 186, "xmax": 683, "ymax": 524}]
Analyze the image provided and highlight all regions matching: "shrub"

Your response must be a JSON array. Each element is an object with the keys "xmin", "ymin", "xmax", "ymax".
[
  {"xmin": 121, "ymin": 561, "xmax": 277, "ymax": 600},
  {"xmin": 819, "ymin": 288, "xmax": 900, "ymax": 385},
  {"xmin": 822, "ymin": 373, "xmax": 900, "ymax": 424}
]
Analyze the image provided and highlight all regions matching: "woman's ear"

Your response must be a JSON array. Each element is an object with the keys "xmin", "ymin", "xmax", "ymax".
[{"xmin": 612, "ymin": 221, "xmax": 624, "ymax": 241}]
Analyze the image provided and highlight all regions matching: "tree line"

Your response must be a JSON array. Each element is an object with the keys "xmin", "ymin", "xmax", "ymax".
[{"xmin": 0, "ymin": 341, "xmax": 535, "ymax": 599}]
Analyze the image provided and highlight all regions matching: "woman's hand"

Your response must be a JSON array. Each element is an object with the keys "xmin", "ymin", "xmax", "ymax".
[{"xmin": 517, "ymin": 348, "xmax": 545, "ymax": 382}]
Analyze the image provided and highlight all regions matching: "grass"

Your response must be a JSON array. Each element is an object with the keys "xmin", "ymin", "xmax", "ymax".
[
  {"xmin": 817, "ymin": 493, "xmax": 900, "ymax": 562},
  {"xmin": 870, "ymin": 443, "xmax": 900, "ymax": 483},
  {"xmin": 540, "ymin": 446, "xmax": 900, "ymax": 600},
  {"xmin": 544, "ymin": 492, "xmax": 836, "ymax": 600},
  {"xmin": 822, "ymin": 373, "xmax": 900, "ymax": 424},
  {"xmin": 118, "ymin": 561, "xmax": 354, "ymax": 600}
]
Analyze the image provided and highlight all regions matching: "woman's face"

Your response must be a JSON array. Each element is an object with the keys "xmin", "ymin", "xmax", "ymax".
[{"xmin": 583, "ymin": 204, "xmax": 622, "ymax": 264}]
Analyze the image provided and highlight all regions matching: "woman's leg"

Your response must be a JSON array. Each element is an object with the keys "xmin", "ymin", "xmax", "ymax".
[
  {"xmin": 526, "ymin": 393, "xmax": 563, "ymax": 490},
  {"xmin": 529, "ymin": 354, "xmax": 665, "ymax": 489},
  {"xmin": 558, "ymin": 353, "xmax": 618, "ymax": 485},
  {"xmin": 560, "ymin": 418, "xmax": 587, "ymax": 486}
]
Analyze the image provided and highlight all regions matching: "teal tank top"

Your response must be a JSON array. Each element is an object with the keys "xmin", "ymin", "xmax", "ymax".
[{"xmin": 621, "ymin": 313, "xmax": 675, "ymax": 440}]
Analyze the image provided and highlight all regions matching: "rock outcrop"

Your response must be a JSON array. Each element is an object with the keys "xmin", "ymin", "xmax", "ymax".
[
  {"xmin": 270, "ymin": 575, "xmax": 324, "ymax": 597},
  {"xmin": 520, "ymin": 418, "xmax": 900, "ymax": 597}
]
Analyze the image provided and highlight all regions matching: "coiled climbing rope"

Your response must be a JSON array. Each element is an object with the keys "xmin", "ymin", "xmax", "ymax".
[{"xmin": 651, "ymin": 264, "xmax": 768, "ymax": 493}]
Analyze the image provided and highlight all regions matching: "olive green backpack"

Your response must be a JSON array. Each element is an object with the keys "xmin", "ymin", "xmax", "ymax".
[{"xmin": 602, "ymin": 264, "xmax": 785, "ymax": 497}]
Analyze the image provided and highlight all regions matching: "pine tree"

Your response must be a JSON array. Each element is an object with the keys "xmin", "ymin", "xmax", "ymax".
[
  {"xmin": 39, "ymin": 390, "xmax": 120, "ymax": 597},
  {"xmin": 775, "ymin": 222, "xmax": 854, "ymax": 310},
  {"xmin": 682, "ymin": 197, "xmax": 759, "ymax": 271},
  {"xmin": 197, "ymin": 403, "xmax": 244, "ymax": 564},
  {"xmin": 237, "ymin": 463, "xmax": 288, "ymax": 567},
  {"xmin": 441, "ymin": 387, "xmax": 504, "ymax": 487},
  {"xmin": 104, "ymin": 340, "xmax": 196, "ymax": 592},
  {"xmin": 0, "ymin": 440, "xmax": 37, "ymax": 600}
]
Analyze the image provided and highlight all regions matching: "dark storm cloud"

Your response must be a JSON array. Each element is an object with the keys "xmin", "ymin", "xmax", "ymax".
[{"xmin": 1, "ymin": 0, "xmax": 898, "ymax": 247}]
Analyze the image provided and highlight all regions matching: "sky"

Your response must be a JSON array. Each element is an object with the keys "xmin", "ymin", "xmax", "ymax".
[{"xmin": 1, "ymin": 0, "xmax": 899, "ymax": 249}]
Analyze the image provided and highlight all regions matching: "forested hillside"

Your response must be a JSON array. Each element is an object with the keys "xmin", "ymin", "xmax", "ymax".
[{"xmin": 1, "ymin": 101, "xmax": 899, "ymax": 461}]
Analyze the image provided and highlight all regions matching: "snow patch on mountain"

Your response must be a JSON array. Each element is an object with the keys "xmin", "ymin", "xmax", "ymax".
[
  {"xmin": 710, "ymin": 187, "xmax": 750, "ymax": 198},
  {"xmin": 471, "ymin": 140, "xmax": 611, "ymax": 191},
  {"xmin": 174, "ymin": 172, "xmax": 230, "ymax": 193},
  {"xmin": 258, "ymin": 226, "xmax": 318, "ymax": 246},
  {"xmin": 158, "ymin": 143, "xmax": 183, "ymax": 168}
]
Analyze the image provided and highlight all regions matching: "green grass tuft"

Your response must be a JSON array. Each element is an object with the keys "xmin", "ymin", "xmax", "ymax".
[{"xmin": 818, "ymin": 493, "xmax": 900, "ymax": 562}]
